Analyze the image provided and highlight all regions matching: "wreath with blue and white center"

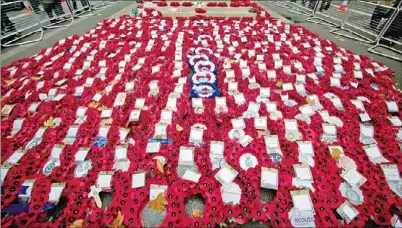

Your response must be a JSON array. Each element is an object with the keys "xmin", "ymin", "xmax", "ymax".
[
  {"xmin": 190, "ymin": 71, "xmax": 217, "ymax": 85},
  {"xmin": 188, "ymin": 54, "xmax": 210, "ymax": 66},
  {"xmin": 190, "ymin": 83, "xmax": 221, "ymax": 98},
  {"xmin": 193, "ymin": 60, "xmax": 217, "ymax": 74}
]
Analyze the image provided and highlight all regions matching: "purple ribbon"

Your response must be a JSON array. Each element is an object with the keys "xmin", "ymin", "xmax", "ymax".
[{"xmin": 2, "ymin": 203, "xmax": 55, "ymax": 214}]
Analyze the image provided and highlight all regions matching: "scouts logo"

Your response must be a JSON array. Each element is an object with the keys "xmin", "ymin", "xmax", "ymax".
[
  {"xmin": 74, "ymin": 160, "xmax": 92, "ymax": 178},
  {"xmin": 43, "ymin": 161, "xmax": 56, "ymax": 176}
]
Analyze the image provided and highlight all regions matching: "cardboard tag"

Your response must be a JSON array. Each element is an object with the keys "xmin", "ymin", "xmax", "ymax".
[{"xmin": 261, "ymin": 167, "xmax": 278, "ymax": 190}]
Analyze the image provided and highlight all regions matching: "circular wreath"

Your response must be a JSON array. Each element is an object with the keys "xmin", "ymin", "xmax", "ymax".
[
  {"xmin": 190, "ymin": 71, "xmax": 217, "ymax": 85},
  {"xmin": 193, "ymin": 60, "xmax": 217, "ymax": 74},
  {"xmin": 194, "ymin": 47, "xmax": 213, "ymax": 56},
  {"xmin": 196, "ymin": 34, "xmax": 213, "ymax": 43},
  {"xmin": 188, "ymin": 54, "xmax": 210, "ymax": 66},
  {"xmin": 190, "ymin": 83, "xmax": 221, "ymax": 98}
]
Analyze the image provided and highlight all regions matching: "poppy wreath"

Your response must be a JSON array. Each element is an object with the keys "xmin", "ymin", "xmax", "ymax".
[
  {"xmin": 195, "ymin": 8, "xmax": 207, "ymax": 14},
  {"xmin": 1, "ymin": 10, "xmax": 402, "ymax": 228},
  {"xmin": 207, "ymin": 2, "xmax": 217, "ymax": 7},
  {"xmin": 190, "ymin": 83, "xmax": 221, "ymax": 98},
  {"xmin": 182, "ymin": 2, "xmax": 193, "ymax": 7},
  {"xmin": 217, "ymin": 2, "xmax": 228, "ymax": 7},
  {"xmin": 170, "ymin": 1, "xmax": 180, "ymax": 7},
  {"xmin": 196, "ymin": 35, "xmax": 214, "ymax": 43},
  {"xmin": 194, "ymin": 47, "xmax": 214, "ymax": 56},
  {"xmin": 156, "ymin": 1, "xmax": 168, "ymax": 7},
  {"xmin": 188, "ymin": 54, "xmax": 210, "ymax": 66},
  {"xmin": 192, "ymin": 60, "xmax": 217, "ymax": 74}
]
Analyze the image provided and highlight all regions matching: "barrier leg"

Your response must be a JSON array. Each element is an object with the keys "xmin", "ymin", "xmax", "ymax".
[{"xmin": 368, "ymin": 44, "xmax": 402, "ymax": 62}]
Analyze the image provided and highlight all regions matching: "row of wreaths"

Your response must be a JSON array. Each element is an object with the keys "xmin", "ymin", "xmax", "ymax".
[{"xmin": 189, "ymin": 35, "xmax": 221, "ymax": 98}]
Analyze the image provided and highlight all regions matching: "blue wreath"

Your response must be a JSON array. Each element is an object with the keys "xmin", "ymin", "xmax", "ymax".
[
  {"xmin": 194, "ymin": 47, "xmax": 213, "ymax": 56},
  {"xmin": 192, "ymin": 60, "xmax": 218, "ymax": 74},
  {"xmin": 190, "ymin": 71, "xmax": 217, "ymax": 85},
  {"xmin": 188, "ymin": 54, "xmax": 210, "ymax": 66},
  {"xmin": 196, "ymin": 34, "xmax": 213, "ymax": 42},
  {"xmin": 190, "ymin": 83, "xmax": 221, "ymax": 98}
]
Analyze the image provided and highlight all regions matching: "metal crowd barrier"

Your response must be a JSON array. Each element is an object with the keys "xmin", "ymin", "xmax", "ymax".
[
  {"xmin": 330, "ymin": 0, "xmax": 399, "ymax": 44},
  {"xmin": 65, "ymin": 0, "xmax": 93, "ymax": 17},
  {"xmin": 368, "ymin": 2, "xmax": 402, "ymax": 62},
  {"xmin": 1, "ymin": 1, "xmax": 44, "ymax": 47},
  {"xmin": 87, "ymin": 0, "xmax": 110, "ymax": 10},
  {"xmin": 305, "ymin": 0, "xmax": 353, "ymax": 27},
  {"xmin": 29, "ymin": 0, "xmax": 74, "ymax": 29},
  {"xmin": 275, "ymin": 0, "xmax": 401, "ymax": 61},
  {"xmin": 286, "ymin": 0, "xmax": 319, "ymax": 17},
  {"xmin": 1, "ymin": 0, "xmax": 114, "ymax": 47}
]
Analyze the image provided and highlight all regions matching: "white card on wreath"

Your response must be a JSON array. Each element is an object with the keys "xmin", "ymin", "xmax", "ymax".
[
  {"xmin": 132, "ymin": 172, "xmax": 146, "ymax": 188},
  {"xmin": 215, "ymin": 164, "xmax": 238, "ymax": 186},
  {"xmin": 294, "ymin": 164, "xmax": 313, "ymax": 180},
  {"xmin": 182, "ymin": 170, "xmax": 201, "ymax": 183},
  {"xmin": 189, "ymin": 128, "xmax": 204, "ymax": 144},
  {"xmin": 261, "ymin": 167, "xmax": 278, "ymax": 190},
  {"xmin": 291, "ymin": 190, "xmax": 314, "ymax": 212},
  {"xmin": 298, "ymin": 141, "xmax": 314, "ymax": 156}
]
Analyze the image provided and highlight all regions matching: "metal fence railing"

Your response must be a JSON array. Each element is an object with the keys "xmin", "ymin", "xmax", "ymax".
[
  {"xmin": 330, "ymin": 0, "xmax": 399, "ymax": 44},
  {"xmin": 1, "ymin": 0, "xmax": 116, "ymax": 47},
  {"xmin": 1, "ymin": 0, "xmax": 44, "ymax": 47},
  {"xmin": 306, "ymin": 0, "xmax": 353, "ymax": 27},
  {"xmin": 368, "ymin": 2, "xmax": 402, "ymax": 61},
  {"xmin": 274, "ymin": 0, "xmax": 401, "ymax": 61},
  {"xmin": 87, "ymin": 0, "xmax": 110, "ymax": 10},
  {"xmin": 66, "ymin": 0, "xmax": 92, "ymax": 17},
  {"xmin": 286, "ymin": 0, "xmax": 319, "ymax": 17},
  {"xmin": 31, "ymin": 0, "xmax": 74, "ymax": 29}
]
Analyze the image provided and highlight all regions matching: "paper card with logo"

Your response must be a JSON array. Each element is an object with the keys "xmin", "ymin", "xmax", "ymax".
[
  {"xmin": 284, "ymin": 119, "xmax": 302, "ymax": 142},
  {"xmin": 321, "ymin": 123, "xmax": 337, "ymax": 143},
  {"xmin": 129, "ymin": 109, "xmax": 141, "ymax": 122},
  {"xmin": 363, "ymin": 144, "xmax": 389, "ymax": 164},
  {"xmin": 210, "ymin": 141, "xmax": 225, "ymax": 170},
  {"xmin": 290, "ymin": 190, "xmax": 314, "ymax": 212},
  {"xmin": 381, "ymin": 164, "xmax": 401, "ymax": 182},
  {"xmin": 341, "ymin": 168, "xmax": 366, "ymax": 188},
  {"xmin": 336, "ymin": 201, "xmax": 359, "ymax": 224},
  {"xmin": 359, "ymin": 124, "xmax": 375, "ymax": 144},
  {"xmin": 154, "ymin": 123, "xmax": 168, "ymax": 139}
]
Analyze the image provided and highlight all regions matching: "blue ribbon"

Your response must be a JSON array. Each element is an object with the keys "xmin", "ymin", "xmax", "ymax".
[
  {"xmin": 2, "ymin": 203, "xmax": 55, "ymax": 214},
  {"xmin": 18, "ymin": 185, "xmax": 29, "ymax": 195},
  {"xmin": 148, "ymin": 138, "xmax": 172, "ymax": 144}
]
